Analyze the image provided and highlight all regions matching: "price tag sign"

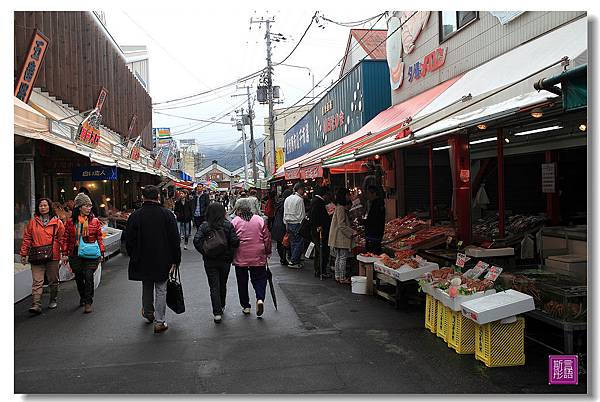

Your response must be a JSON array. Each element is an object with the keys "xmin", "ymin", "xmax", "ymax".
[
  {"xmin": 455, "ymin": 253, "xmax": 471, "ymax": 268},
  {"xmin": 464, "ymin": 261, "xmax": 489, "ymax": 279},
  {"xmin": 484, "ymin": 266, "xmax": 503, "ymax": 281}
]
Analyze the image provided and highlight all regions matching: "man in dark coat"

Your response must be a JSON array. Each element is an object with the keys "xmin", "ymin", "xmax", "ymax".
[
  {"xmin": 271, "ymin": 189, "xmax": 292, "ymax": 266},
  {"xmin": 174, "ymin": 190, "xmax": 194, "ymax": 250},
  {"xmin": 364, "ymin": 185, "xmax": 386, "ymax": 255},
  {"xmin": 126, "ymin": 185, "xmax": 181, "ymax": 334},
  {"xmin": 309, "ymin": 186, "xmax": 332, "ymax": 277}
]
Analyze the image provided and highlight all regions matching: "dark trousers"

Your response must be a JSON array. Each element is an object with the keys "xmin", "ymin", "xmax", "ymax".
[
  {"xmin": 365, "ymin": 239, "xmax": 382, "ymax": 255},
  {"xmin": 235, "ymin": 266, "xmax": 267, "ymax": 309},
  {"xmin": 69, "ymin": 256, "xmax": 99, "ymax": 304},
  {"xmin": 276, "ymin": 241, "xmax": 289, "ymax": 264},
  {"xmin": 205, "ymin": 263, "xmax": 231, "ymax": 315},
  {"xmin": 193, "ymin": 216, "xmax": 203, "ymax": 231},
  {"xmin": 311, "ymin": 233, "xmax": 330, "ymax": 275}
]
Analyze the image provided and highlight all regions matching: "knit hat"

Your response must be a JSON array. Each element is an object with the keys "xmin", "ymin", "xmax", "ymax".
[{"xmin": 74, "ymin": 193, "xmax": 92, "ymax": 208}]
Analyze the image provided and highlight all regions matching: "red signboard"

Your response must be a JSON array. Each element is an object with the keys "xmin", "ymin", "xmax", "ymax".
[
  {"xmin": 14, "ymin": 30, "xmax": 50, "ymax": 103},
  {"xmin": 95, "ymin": 87, "xmax": 109, "ymax": 112},
  {"xmin": 300, "ymin": 164, "xmax": 323, "ymax": 180},
  {"xmin": 285, "ymin": 167, "xmax": 301, "ymax": 180},
  {"xmin": 76, "ymin": 109, "xmax": 102, "ymax": 147}
]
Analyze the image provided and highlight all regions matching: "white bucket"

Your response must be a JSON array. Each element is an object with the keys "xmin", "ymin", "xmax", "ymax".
[{"xmin": 351, "ymin": 276, "xmax": 367, "ymax": 295}]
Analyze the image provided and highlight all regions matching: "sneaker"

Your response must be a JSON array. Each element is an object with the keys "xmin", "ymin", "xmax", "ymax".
[
  {"xmin": 154, "ymin": 322, "xmax": 169, "ymax": 333},
  {"xmin": 214, "ymin": 315, "xmax": 222, "ymax": 323},
  {"xmin": 141, "ymin": 308, "xmax": 154, "ymax": 323},
  {"xmin": 288, "ymin": 263, "xmax": 302, "ymax": 269},
  {"xmin": 280, "ymin": 260, "xmax": 289, "ymax": 266},
  {"xmin": 242, "ymin": 307, "xmax": 251, "ymax": 315},
  {"xmin": 48, "ymin": 301, "xmax": 58, "ymax": 309},
  {"xmin": 184, "ymin": 245, "xmax": 188, "ymax": 250},
  {"xmin": 257, "ymin": 300, "xmax": 264, "ymax": 317},
  {"xmin": 83, "ymin": 304, "xmax": 93, "ymax": 314}
]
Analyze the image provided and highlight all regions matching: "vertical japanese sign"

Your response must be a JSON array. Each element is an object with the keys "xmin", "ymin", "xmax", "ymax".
[
  {"xmin": 542, "ymin": 163, "xmax": 556, "ymax": 193},
  {"xmin": 15, "ymin": 30, "xmax": 50, "ymax": 103}
]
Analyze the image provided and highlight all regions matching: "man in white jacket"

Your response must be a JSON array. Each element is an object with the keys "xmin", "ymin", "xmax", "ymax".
[{"xmin": 283, "ymin": 182, "xmax": 306, "ymax": 268}]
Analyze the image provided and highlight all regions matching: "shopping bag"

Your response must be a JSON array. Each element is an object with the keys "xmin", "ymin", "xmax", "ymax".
[
  {"xmin": 58, "ymin": 260, "xmax": 75, "ymax": 282},
  {"xmin": 94, "ymin": 263, "xmax": 102, "ymax": 289},
  {"xmin": 282, "ymin": 233, "xmax": 290, "ymax": 248},
  {"xmin": 166, "ymin": 265, "xmax": 185, "ymax": 314},
  {"xmin": 305, "ymin": 242, "xmax": 315, "ymax": 259}
]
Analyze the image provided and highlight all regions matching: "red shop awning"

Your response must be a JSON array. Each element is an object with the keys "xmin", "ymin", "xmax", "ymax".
[
  {"xmin": 329, "ymin": 160, "xmax": 371, "ymax": 175},
  {"xmin": 323, "ymin": 75, "xmax": 462, "ymax": 167}
]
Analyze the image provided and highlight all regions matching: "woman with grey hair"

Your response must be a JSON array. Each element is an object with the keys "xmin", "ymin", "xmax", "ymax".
[{"xmin": 231, "ymin": 202, "xmax": 272, "ymax": 316}]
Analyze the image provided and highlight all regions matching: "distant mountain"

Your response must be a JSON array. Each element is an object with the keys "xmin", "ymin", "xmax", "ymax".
[{"xmin": 198, "ymin": 137, "xmax": 265, "ymax": 172}]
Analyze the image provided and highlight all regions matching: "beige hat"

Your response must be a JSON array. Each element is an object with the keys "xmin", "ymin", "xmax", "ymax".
[{"xmin": 74, "ymin": 193, "xmax": 92, "ymax": 208}]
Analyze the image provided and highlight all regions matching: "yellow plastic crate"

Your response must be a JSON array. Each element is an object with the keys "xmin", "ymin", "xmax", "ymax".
[
  {"xmin": 447, "ymin": 309, "xmax": 476, "ymax": 354},
  {"xmin": 475, "ymin": 317, "xmax": 525, "ymax": 367},
  {"xmin": 425, "ymin": 294, "xmax": 437, "ymax": 333},
  {"xmin": 436, "ymin": 301, "xmax": 450, "ymax": 341}
]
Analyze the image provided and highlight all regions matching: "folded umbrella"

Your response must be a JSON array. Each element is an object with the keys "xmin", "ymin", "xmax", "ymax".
[{"xmin": 266, "ymin": 265, "xmax": 278, "ymax": 311}]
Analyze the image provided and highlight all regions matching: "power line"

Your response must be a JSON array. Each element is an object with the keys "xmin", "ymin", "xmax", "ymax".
[
  {"xmin": 153, "ymin": 111, "xmax": 233, "ymax": 125},
  {"xmin": 320, "ymin": 12, "xmax": 386, "ymax": 28},
  {"xmin": 273, "ymin": 12, "xmax": 392, "ymax": 122},
  {"xmin": 272, "ymin": 12, "xmax": 317, "ymax": 66}
]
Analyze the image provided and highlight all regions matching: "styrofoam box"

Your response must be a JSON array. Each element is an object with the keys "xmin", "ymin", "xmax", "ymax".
[
  {"xmin": 435, "ymin": 288, "xmax": 496, "ymax": 311},
  {"xmin": 460, "ymin": 290, "xmax": 535, "ymax": 325},
  {"xmin": 356, "ymin": 255, "xmax": 381, "ymax": 264},
  {"xmin": 374, "ymin": 261, "xmax": 439, "ymax": 282},
  {"xmin": 465, "ymin": 246, "xmax": 514, "ymax": 258}
]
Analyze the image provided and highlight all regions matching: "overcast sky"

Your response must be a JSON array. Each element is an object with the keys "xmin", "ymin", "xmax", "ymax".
[{"xmin": 104, "ymin": 8, "xmax": 387, "ymax": 162}]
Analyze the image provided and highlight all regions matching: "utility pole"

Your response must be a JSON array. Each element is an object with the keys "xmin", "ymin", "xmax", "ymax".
[
  {"xmin": 251, "ymin": 16, "xmax": 276, "ymax": 174},
  {"xmin": 234, "ymin": 107, "xmax": 250, "ymax": 184},
  {"xmin": 232, "ymin": 86, "xmax": 258, "ymax": 184}
]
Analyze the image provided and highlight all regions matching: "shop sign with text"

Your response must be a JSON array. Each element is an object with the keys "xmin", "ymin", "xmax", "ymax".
[
  {"xmin": 72, "ymin": 166, "xmax": 118, "ymax": 181},
  {"xmin": 15, "ymin": 30, "xmax": 50, "ymax": 103},
  {"xmin": 407, "ymin": 48, "xmax": 447, "ymax": 83}
]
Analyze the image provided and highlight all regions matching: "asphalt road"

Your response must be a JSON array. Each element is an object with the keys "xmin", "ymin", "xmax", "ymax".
[{"xmin": 14, "ymin": 243, "xmax": 587, "ymax": 394}]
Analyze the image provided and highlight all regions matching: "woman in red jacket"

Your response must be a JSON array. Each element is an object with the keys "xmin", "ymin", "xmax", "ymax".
[
  {"xmin": 61, "ymin": 193, "xmax": 105, "ymax": 314},
  {"xmin": 20, "ymin": 198, "xmax": 65, "ymax": 314}
]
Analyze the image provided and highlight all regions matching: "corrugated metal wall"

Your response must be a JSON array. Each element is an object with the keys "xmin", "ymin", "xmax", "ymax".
[
  {"xmin": 14, "ymin": 11, "xmax": 153, "ymax": 149},
  {"xmin": 391, "ymin": 11, "xmax": 586, "ymax": 106},
  {"xmin": 361, "ymin": 60, "xmax": 391, "ymax": 124}
]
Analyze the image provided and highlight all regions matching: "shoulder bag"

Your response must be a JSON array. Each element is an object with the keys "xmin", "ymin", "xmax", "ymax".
[
  {"xmin": 28, "ymin": 223, "xmax": 56, "ymax": 265},
  {"xmin": 78, "ymin": 220, "xmax": 101, "ymax": 259}
]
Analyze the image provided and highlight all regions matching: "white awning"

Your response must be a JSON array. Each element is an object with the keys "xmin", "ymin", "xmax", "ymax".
[{"xmin": 415, "ymin": 16, "xmax": 586, "ymax": 119}]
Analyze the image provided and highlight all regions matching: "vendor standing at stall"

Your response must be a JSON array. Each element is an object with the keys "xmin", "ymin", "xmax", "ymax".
[{"xmin": 364, "ymin": 185, "xmax": 386, "ymax": 255}]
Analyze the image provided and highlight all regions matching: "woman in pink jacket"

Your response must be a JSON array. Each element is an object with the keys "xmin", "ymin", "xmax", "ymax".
[{"xmin": 231, "ymin": 200, "xmax": 272, "ymax": 317}]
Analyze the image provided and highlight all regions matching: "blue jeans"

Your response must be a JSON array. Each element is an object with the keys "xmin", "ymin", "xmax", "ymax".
[
  {"xmin": 235, "ymin": 266, "xmax": 267, "ymax": 309},
  {"xmin": 179, "ymin": 221, "xmax": 191, "ymax": 244},
  {"xmin": 286, "ymin": 223, "xmax": 303, "ymax": 264}
]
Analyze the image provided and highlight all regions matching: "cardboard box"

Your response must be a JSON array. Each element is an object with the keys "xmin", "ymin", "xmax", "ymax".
[
  {"xmin": 460, "ymin": 290, "xmax": 535, "ymax": 325},
  {"xmin": 545, "ymin": 255, "xmax": 587, "ymax": 283}
]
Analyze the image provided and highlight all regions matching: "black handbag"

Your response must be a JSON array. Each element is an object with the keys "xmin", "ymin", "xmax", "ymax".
[
  {"xmin": 166, "ymin": 265, "xmax": 185, "ymax": 314},
  {"xmin": 28, "ymin": 224, "xmax": 56, "ymax": 265}
]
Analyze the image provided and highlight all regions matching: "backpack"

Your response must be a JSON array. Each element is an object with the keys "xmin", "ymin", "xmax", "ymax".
[{"xmin": 201, "ymin": 226, "xmax": 228, "ymax": 257}]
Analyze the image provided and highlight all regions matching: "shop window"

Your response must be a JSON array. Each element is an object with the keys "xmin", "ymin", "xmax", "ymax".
[{"xmin": 439, "ymin": 11, "xmax": 477, "ymax": 42}]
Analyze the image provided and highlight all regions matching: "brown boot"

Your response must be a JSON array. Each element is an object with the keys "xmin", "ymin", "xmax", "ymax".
[
  {"xmin": 48, "ymin": 286, "xmax": 58, "ymax": 309},
  {"xmin": 28, "ymin": 295, "xmax": 42, "ymax": 315},
  {"xmin": 83, "ymin": 303, "xmax": 93, "ymax": 314}
]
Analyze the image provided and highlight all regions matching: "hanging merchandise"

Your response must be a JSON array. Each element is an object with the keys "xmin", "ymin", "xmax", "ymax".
[
  {"xmin": 520, "ymin": 234, "xmax": 535, "ymax": 259},
  {"xmin": 474, "ymin": 183, "xmax": 490, "ymax": 208}
]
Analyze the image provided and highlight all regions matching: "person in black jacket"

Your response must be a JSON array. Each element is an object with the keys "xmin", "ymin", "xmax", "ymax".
[
  {"xmin": 271, "ymin": 189, "xmax": 292, "ymax": 266},
  {"xmin": 309, "ymin": 186, "xmax": 332, "ymax": 277},
  {"xmin": 364, "ymin": 185, "xmax": 386, "ymax": 255},
  {"xmin": 193, "ymin": 202, "xmax": 240, "ymax": 323},
  {"xmin": 126, "ymin": 185, "xmax": 181, "ymax": 334},
  {"xmin": 174, "ymin": 190, "xmax": 194, "ymax": 250}
]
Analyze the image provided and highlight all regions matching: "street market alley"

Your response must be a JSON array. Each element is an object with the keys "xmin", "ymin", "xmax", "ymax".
[{"xmin": 14, "ymin": 246, "xmax": 585, "ymax": 394}]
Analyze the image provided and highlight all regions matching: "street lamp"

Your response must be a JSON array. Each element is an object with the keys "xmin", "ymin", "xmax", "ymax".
[{"xmin": 278, "ymin": 63, "xmax": 316, "ymax": 100}]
